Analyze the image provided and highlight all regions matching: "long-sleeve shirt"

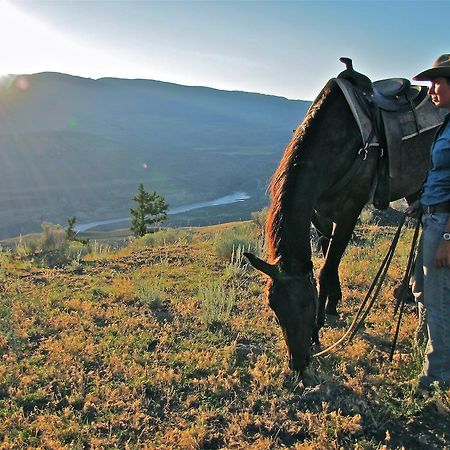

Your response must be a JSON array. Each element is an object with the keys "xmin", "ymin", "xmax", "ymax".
[{"xmin": 421, "ymin": 114, "xmax": 450, "ymax": 206}]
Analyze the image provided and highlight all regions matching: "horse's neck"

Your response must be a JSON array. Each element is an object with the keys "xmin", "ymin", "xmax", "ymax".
[
  {"xmin": 277, "ymin": 149, "xmax": 323, "ymax": 271},
  {"xmin": 275, "ymin": 89, "xmax": 360, "ymax": 272}
]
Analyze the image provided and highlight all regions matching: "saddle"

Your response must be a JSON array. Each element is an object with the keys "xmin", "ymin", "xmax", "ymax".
[
  {"xmin": 372, "ymin": 79, "xmax": 426, "ymax": 112},
  {"xmin": 335, "ymin": 57, "xmax": 443, "ymax": 209},
  {"xmin": 338, "ymin": 57, "xmax": 428, "ymax": 113}
]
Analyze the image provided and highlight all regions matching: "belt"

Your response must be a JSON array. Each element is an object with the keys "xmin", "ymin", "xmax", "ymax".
[{"xmin": 422, "ymin": 201, "xmax": 450, "ymax": 214}]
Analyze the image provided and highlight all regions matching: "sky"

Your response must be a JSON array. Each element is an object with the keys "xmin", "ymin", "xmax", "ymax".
[{"xmin": 1, "ymin": 0, "xmax": 449, "ymax": 100}]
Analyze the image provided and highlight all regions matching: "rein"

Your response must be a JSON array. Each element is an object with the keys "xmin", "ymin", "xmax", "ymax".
[
  {"xmin": 389, "ymin": 213, "xmax": 421, "ymax": 361},
  {"xmin": 314, "ymin": 213, "xmax": 421, "ymax": 359}
]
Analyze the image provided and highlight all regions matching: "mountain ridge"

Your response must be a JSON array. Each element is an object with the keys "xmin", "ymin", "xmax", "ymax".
[{"xmin": 0, "ymin": 72, "xmax": 310, "ymax": 238}]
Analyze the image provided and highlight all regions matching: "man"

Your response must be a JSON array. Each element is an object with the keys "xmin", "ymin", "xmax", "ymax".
[{"xmin": 407, "ymin": 54, "xmax": 450, "ymax": 393}]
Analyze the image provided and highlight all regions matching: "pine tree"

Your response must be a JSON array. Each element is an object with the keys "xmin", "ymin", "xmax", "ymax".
[
  {"xmin": 65, "ymin": 216, "xmax": 77, "ymax": 241},
  {"xmin": 130, "ymin": 183, "xmax": 168, "ymax": 237}
]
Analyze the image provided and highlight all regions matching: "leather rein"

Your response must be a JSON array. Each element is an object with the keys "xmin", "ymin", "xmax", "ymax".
[{"xmin": 313, "ymin": 213, "xmax": 421, "ymax": 359}]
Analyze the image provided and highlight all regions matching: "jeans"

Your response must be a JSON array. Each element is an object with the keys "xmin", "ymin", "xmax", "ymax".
[{"xmin": 412, "ymin": 212, "xmax": 450, "ymax": 388}]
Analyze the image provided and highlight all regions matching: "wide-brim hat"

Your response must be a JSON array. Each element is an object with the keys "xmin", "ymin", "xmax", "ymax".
[{"xmin": 413, "ymin": 54, "xmax": 450, "ymax": 81}]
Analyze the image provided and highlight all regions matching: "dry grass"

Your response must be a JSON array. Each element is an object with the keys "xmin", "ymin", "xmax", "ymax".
[{"xmin": 0, "ymin": 223, "xmax": 448, "ymax": 449}]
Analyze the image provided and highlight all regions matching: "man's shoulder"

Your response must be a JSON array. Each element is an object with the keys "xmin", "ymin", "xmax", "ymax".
[{"xmin": 438, "ymin": 115, "xmax": 450, "ymax": 140}]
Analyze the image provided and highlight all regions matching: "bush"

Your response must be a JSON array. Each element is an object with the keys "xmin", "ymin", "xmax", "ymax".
[
  {"xmin": 223, "ymin": 244, "xmax": 250, "ymax": 281},
  {"xmin": 251, "ymin": 207, "xmax": 268, "ymax": 231},
  {"xmin": 39, "ymin": 241, "xmax": 89, "ymax": 268},
  {"xmin": 40, "ymin": 222, "xmax": 66, "ymax": 252},
  {"xmin": 214, "ymin": 226, "xmax": 261, "ymax": 261},
  {"xmin": 0, "ymin": 252, "xmax": 9, "ymax": 284},
  {"xmin": 87, "ymin": 240, "xmax": 113, "ymax": 257},
  {"xmin": 15, "ymin": 236, "xmax": 33, "ymax": 257},
  {"xmin": 136, "ymin": 228, "xmax": 193, "ymax": 248},
  {"xmin": 135, "ymin": 278, "xmax": 165, "ymax": 309},
  {"xmin": 199, "ymin": 281, "xmax": 236, "ymax": 326},
  {"xmin": 358, "ymin": 206, "xmax": 377, "ymax": 226},
  {"xmin": 14, "ymin": 223, "xmax": 90, "ymax": 267}
]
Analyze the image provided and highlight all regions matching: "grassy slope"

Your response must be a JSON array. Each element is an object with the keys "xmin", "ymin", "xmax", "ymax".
[{"xmin": 0, "ymin": 222, "xmax": 449, "ymax": 449}]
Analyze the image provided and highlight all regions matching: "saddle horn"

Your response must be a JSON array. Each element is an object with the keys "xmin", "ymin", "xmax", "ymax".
[
  {"xmin": 339, "ymin": 57, "xmax": 353, "ymax": 71},
  {"xmin": 337, "ymin": 56, "xmax": 373, "ymax": 92}
]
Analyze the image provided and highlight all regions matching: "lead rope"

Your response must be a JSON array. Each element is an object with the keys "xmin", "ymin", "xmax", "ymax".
[
  {"xmin": 388, "ymin": 214, "xmax": 421, "ymax": 361},
  {"xmin": 314, "ymin": 212, "xmax": 416, "ymax": 358}
]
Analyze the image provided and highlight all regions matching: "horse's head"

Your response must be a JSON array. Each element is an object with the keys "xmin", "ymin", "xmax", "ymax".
[{"xmin": 244, "ymin": 253, "xmax": 317, "ymax": 373}]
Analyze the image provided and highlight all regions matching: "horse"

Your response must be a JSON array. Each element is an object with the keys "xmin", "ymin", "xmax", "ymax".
[{"xmin": 244, "ymin": 73, "xmax": 440, "ymax": 373}]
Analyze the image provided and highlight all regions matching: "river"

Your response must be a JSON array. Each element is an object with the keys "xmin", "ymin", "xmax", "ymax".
[{"xmin": 75, "ymin": 191, "xmax": 251, "ymax": 232}]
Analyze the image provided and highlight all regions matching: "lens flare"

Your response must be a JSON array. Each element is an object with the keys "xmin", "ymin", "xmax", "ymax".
[
  {"xmin": 15, "ymin": 76, "xmax": 29, "ymax": 90},
  {"xmin": 68, "ymin": 116, "xmax": 77, "ymax": 128}
]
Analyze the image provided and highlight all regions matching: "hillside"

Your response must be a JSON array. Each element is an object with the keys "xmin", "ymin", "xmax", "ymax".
[
  {"xmin": 0, "ymin": 222, "xmax": 448, "ymax": 448},
  {"xmin": 0, "ymin": 73, "xmax": 310, "ymax": 238}
]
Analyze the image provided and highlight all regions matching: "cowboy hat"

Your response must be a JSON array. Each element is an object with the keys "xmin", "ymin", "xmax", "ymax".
[{"xmin": 413, "ymin": 54, "xmax": 450, "ymax": 81}]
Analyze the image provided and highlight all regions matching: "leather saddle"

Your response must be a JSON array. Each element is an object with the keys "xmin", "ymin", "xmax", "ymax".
[
  {"xmin": 335, "ymin": 57, "xmax": 437, "ymax": 210},
  {"xmin": 372, "ymin": 79, "xmax": 427, "ymax": 112},
  {"xmin": 338, "ymin": 57, "xmax": 428, "ymax": 113}
]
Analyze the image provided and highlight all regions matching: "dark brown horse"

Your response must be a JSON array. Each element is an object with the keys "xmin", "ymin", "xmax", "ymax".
[{"xmin": 245, "ymin": 77, "xmax": 438, "ymax": 372}]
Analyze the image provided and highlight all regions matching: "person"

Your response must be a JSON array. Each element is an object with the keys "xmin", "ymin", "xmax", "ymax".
[{"xmin": 407, "ymin": 54, "xmax": 450, "ymax": 393}]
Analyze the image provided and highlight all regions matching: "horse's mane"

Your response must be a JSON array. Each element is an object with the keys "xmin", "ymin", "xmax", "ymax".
[{"xmin": 266, "ymin": 81, "xmax": 338, "ymax": 264}]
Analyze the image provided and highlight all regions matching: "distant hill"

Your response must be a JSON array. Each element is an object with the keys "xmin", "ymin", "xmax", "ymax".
[{"xmin": 0, "ymin": 72, "xmax": 310, "ymax": 238}]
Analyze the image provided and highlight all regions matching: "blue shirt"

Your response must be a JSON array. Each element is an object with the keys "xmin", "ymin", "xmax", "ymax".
[{"xmin": 421, "ymin": 114, "xmax": 450, "ymax": 206}]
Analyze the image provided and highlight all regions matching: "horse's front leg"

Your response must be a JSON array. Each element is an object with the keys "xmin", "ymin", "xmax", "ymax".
[
  {"xmin": 316, "ymin": 258, "xmax": 341, "ymax": 332},
  {"xmin": 315, "ymin": 252, "xmax": 339, "ymax": 341},
  {"xmin": 320, "ymin": 262, "xmax": 342, "ymax": 316},
  {"xmin": 316, "ymin": 208, "xmax": 363, "ymax": 331},
  {"xmin": 311, "ymin": 213, "xmax": 333, "ymax": 335},
  {"xmin": 312, "ymin": 270, "xmax": 341, "ymax": 344}
]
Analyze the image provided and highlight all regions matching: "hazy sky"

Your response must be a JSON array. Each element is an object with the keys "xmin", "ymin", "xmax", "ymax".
[{"xmin": 1, "ymin": 0, "xmax": 449, "ymax": 100}]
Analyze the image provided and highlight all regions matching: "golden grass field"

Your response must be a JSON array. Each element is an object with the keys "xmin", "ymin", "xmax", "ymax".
[{"xmin": 0, "ymin": 220, "xmax": 449, "ymax": 449}]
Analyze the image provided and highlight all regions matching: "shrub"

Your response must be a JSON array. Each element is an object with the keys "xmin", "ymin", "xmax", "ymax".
[
  {"xmin": 137, "ymin": 228, "xmax": 193, "ymax": 248},
  {"xmin": 88, "ymin": 240, "xmax": 113, "ymax": 257},
  {"xmin": 39, "ymin": 222, "xmax": 66, "ymax": 252},
  {"xmin": 39, "ymin": 241, "xmax": 89, "ymax": 268},
  {"xmin": 14, "ymin": 223, "xmax": 90, "ymax": 267},
  {"xmin": 357, "ymin": 206, "xmax": 374, "ymax": 226},
  {"xmin": 251, "ymin": 207, "xmax": 268, "ymax": 231},
  {"xmin": 214, "ymin": 227, "xmax": 260, "ymax": 261},
  {"xmin": 0, "ymin": 294, "xmax": 21, "ymax": 352},
  {"xmin": 199, "ymin": 281, "xmax": 236, "ymax": 326},
  {"xmin": 135, "ymin": 278, "xmax": 165, "ymax": 309},
  {"xmin": 0, "ymin": 252, "xmax": 9, "ymax": 284},
  {"xmin": 15, "ymin": 235, "xmax": 33, "ymax": 257},
  {"xmin": 223, "ymin": 244, "xmax": 250, "ymax": 280}
]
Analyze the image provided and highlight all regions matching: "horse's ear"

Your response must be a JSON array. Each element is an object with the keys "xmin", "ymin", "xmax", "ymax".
[{"xmin": 244, "ymin": 253, "xmax": 279, "ymax": 279}]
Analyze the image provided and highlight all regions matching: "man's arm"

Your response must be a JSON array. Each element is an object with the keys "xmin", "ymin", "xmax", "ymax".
[
  {"xmin": 405, "ymin": 200, "xmax": 422, "ymax": 219},
  {"xmin": 434, "ymin": 215, "xmax": 450, "ymax": 268}
]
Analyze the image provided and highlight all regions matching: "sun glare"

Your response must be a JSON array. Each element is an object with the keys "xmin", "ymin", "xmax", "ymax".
[
  {"xmin": 0, "ymin": 0, "xmax": 56, "ymax": 75},
  {"xmin": 0, "ymin": 0, "xmax": 152, "ymax": 81}
]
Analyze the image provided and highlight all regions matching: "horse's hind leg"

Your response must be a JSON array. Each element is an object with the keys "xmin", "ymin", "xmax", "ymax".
[{"xmin": 312, "ymin": 212, "xmax": 333, "ymax": 257}]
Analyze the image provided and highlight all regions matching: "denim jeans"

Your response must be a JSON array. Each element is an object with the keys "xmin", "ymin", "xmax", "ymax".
[{"xmin": 412, "ymin": 212, "xmax": 450, "ymax": 389}]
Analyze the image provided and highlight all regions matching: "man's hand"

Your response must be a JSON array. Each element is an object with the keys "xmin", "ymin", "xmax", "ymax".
[
  {"xmin": 406, "ymin": 200, "xmax": 422, "ymax": 218},
  {"xmin": 434, "ymin": 240, "xmax": 450, "ymax": 268}
]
